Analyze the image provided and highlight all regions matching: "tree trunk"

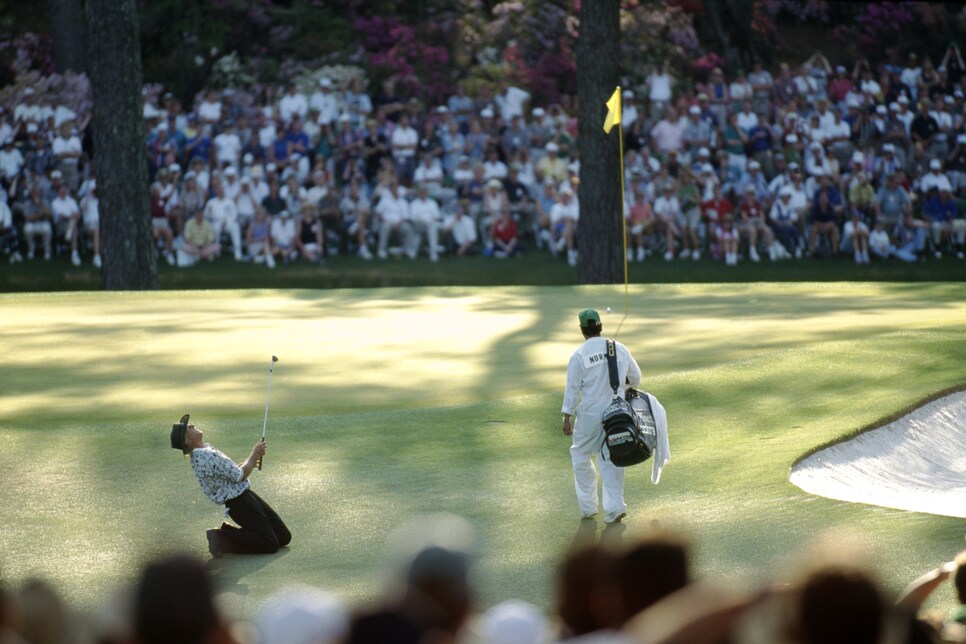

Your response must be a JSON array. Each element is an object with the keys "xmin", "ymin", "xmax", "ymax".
[
  {"xmin": 576, "ymin": 0, "xmax": 622, "ymax": 284},
  {"xmin": 703, "ymin": 0, "xmax": 760, "ymax": 70},
  {"xmin": 48, "ymin": 0, "xmax": 88, "ymax": 74},
  {"xmin": 86, "ymin": 0, "xmax": 159, "ymax": 290}
]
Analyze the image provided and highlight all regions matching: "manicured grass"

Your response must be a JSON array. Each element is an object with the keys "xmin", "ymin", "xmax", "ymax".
[
  {"xmin": 1, "ymin": 249, "xmax": 964, "ymax": 292},
  {"xmin": 2, "ymin": 284, "xmax": 965, "ymax": 622}
]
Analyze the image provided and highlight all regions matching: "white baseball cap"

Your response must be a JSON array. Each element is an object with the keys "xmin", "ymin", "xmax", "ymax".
[
  {"xmin": 688, "ymin": 105, "xmax": 701, "ymax": 115},
  {"xmin": 545, "ymin": 142, "xmax": 559, "ymax": 153},
  {"xmin": 319, "ymin": 77, "xmax": 332, "ymax": 87},
  {"xmin": 930, "ymin": 159, "xmax": 942, "ymax": 170},
  {"xmin": 480, "ymin": 108, "xmax": 494, "ymax": 118}
]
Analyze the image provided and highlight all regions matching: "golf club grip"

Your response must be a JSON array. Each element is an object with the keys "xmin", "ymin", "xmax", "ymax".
[{"xmin": 256, "ymin": 437, "xmax": 265, "ymax": 470}]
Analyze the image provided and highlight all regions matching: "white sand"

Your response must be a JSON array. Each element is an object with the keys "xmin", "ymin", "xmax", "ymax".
[{"xmin": 789, "ymin": 391, "xmax": 966, "ymax": 518}]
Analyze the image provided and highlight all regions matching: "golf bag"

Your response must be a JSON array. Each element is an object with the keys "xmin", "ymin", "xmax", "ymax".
[{"xmin": 601, "ymin": 339, "xmax": 657, "ymax": 467}]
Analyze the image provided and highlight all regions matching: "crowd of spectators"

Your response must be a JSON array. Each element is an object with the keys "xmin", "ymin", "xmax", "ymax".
[
  {"xmin": 1, "ymin": 516, "xmax": 966, "ymax": 643},
  {"xmin": 3, "ymin": 45, "xmax": 966, "ymax": 270}
]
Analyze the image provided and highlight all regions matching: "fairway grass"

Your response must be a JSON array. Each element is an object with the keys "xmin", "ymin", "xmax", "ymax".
[{"xmin": 2, "ymin": 283, "xmax": 966, "ymax": 621}]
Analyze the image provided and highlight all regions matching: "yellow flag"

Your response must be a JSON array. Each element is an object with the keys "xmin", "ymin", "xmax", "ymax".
[{"xmin": 602, "ymin": 87, "xmax": 622, "ymax": 133}]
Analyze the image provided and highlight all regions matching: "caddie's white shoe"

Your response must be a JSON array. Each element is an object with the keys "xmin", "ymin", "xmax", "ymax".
[
  {"xmin": 92, "ymin": 254, "xmax": 102, "ymax": 268},
  {"xmin": 604, "ymin": 511, "xmax": 627, "ymax": 524},
  {"xmin": 71, "ymin": 249, "xmax": 81, "ymax": 266}
]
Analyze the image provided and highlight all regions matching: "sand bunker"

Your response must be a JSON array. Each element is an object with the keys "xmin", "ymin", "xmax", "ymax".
[{"xmin": 790, "ymin": 391, "xmax": 966, "ymax": 518}]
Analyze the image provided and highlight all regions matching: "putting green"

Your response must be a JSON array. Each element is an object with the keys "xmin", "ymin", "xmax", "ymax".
[{"xmin": 2, "ymin": 284, "xmax": 965, "ymax": 621}]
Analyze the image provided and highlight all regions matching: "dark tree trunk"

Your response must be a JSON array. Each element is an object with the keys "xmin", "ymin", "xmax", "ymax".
[
  {"xmin": 702, "ymin": 0, "xmax": 761, "ymax": 70},
  {"xmin": 48, "ymin": 0, "xmax": 88, "ymax": 74},
  {"xmin": 576, "ymin": 0, "xmax": 622, "ymax": 284},
  {"xmin": 86, "ymin": 0, "xmax": 158, "ymax": 290}
]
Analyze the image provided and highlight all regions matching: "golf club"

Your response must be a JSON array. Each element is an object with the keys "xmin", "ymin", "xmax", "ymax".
[{"xmin": 256, "ymin": 355, "xmax": 278, "ymax": 470}]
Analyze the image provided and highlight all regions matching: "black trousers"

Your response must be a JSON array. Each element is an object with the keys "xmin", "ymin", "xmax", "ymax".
[{"xmin": 220, "ymin": 489, "xmax": 291, "ymax": 554}]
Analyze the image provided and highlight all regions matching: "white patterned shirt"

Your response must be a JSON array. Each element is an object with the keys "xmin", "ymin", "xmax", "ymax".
[{"xmin": 190, "ymin": 444, "xmax": 249, "ymax": 504}]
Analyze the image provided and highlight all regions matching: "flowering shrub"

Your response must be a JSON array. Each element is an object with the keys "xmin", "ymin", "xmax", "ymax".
[
  {"xmin": 691, "ymin": 52, "xmax": 724, "ymax": 77},
  {"xmin": 208, "ymin": 51, "xmax": 255, "ymax": 88}
]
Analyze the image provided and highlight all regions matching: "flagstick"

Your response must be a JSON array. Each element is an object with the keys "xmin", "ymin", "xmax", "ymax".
[{"xmin": 615, "ymin": 88, "xmax": 629, "ymax": 338}]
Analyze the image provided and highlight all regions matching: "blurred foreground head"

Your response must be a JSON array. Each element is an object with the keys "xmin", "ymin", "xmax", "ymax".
[
  {"xmin": 796, "ymin": 564, "xmax": 884, "ymax": 644},
  {"xmin": 134, "ymin": 554, "xmax": 222, "ymax": 644},
  {"xmin": 348, "ymin": 513, "xmax": 476, "ymax": 643}
]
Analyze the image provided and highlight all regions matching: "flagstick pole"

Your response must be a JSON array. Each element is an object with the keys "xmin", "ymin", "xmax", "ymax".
[{"xmin": 615, "ymin": 88, "xmax": 629, "ymax": 338}]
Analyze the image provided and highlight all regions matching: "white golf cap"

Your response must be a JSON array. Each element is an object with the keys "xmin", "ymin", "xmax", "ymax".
[
  {"xmin": 930, "ymin": 159, "xmax": 942, "ymax": 169},
  {"xmin": 622, "ymin": 89, "xmax": 634, "ymax": 98},
  {"xmin": 168, "ymin": 163, "xmax": 181, "ymax": 173},
  {"xmin": 319, "ymin": 77, "xmax": 332, "ymax": 87},
  {"xmin": 749, "ymin": 160, "xmax": 761, "ymax": 169},
  {"xmin": 780, "ymin": 185, "xmax": 793, "ymax": 196},
  {"xmin": 224, "ymin": 166, "xmax": 238, "ymax": 176},
  {"xmin": 688, "ymin": 105, "xmax": 701, "ymax": 115},
  {"xmin": 958, "ymin": 134, "xmax": 966, "ymax": 144},
  {"xmin": 532, "ymin": 107, "xmax": 545, "ymax": 116},
  {"xmin": 256, "ymin": 585, "xmax": 348, "ymax": 644},
  {"xmin": 883, "ymin": 143, "xmax": 895, "ymax": 152},
  {"xmin": 889, "ymin": 102, "xmax": 900, "ymax": 111},
  {"xmin": 898, "ymin": 95, "xmax": 909, "ymax": 104},
  {"xmin": 480, "ymin": 108, "xmax": 494, "ymax": 118},
  {"xmin": 51, "ymin": 170, "xmax": 63, "ymax": 179},
  {"xmin": 875, "ymin": 105, "xmax": 887, "ymax": 114},
  {"xmin": 24, "ymin": 87, "xmax": 35, "ymax": 95},
  {"xmin": 785, "ymin": 133, "xmax": 798, "ymax": 143},
  {"xmin": 851, "ymin": 151, "xmax": 864, "ymax": 163},
  {"xmin": 545, "ymin": 142, "xmax": 559, "ymax": 152},
  {"xmin": 698, "ymin": 147, "xmax": 710, "ymax": 157},
  {"xmin": 184, "ymin": 171, "xmax": 196, "ymax": 180},
  {"xmin": 477, "ymin": 600, "xmax": 548, "ymax": 644},
  {"xmin": 701, "ymin": 163, "xmax": 714, "ymax": 174}
]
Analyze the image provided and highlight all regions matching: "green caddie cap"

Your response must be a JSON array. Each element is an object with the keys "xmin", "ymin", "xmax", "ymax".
[{"xmin": 578, "ymin": 309, "xmax": 601, "ymax": 328}]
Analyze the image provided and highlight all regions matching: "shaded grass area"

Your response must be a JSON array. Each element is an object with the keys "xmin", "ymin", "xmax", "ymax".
[
  {"xmin": 1, "ymin": 251, "xmax": 965, "ymax": 292},
  {"xmin": 1, "ymin": 284, "xmax": 966, "ymax": 621}
]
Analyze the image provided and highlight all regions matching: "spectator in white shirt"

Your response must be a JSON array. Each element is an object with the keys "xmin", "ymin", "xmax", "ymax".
[
  {"xmin": 51, "ymin": 182, "xmax": 81, "ymax": 265},
  {"xmin": 309, "ymin": 77, "xmax": 340, "ymax": 126},
  {"xmin": 442, "ymin": 203, "xmax": 477, "ymax": 257},
  {"xmin": 214, "ymin": 122, "xmax": 242, "ymax": 170},
  {"xmin": 204, "ymin": 183, "xmax": 243, "ymax": 260},
  {"xmin": 390, "ymin": 112, "xmax": 418, "ymax": 185},
  {"xmin": 52, "ymin": 121, "xmax": 83, "ymax": 190},
  {"xmin": 270, "ymin": 209, "xmax": 298, "ymax": 262},
  {"xmin": 374, "ymin": 181, "xmax": 411, "ymax": 259},
  {"xmin": 0, "ymin": 139, "xmax": 24, "ymax": 187},
  {"xmin": 921, "ymin": 159, "xmax": 953, "ymax": 195},
  {"xmin": 406, "ymin": 183, "xmax": 441, "ymax": 261},
  {"xmin": 196, "ymin": 90, "xmax": 222, "ymax": 125},
  {"xmin": 278, "ymin": 82, "xmax": 308, "ymax": 125}
]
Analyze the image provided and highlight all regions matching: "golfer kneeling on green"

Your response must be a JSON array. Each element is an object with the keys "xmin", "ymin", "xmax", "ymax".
[{"xmin": 170, "ymin": 414, "xmax": 291, "ymax": 558}]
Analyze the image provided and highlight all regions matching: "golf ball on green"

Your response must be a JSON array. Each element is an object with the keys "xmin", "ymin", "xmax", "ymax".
[{"xmin": 606, "ymin": 307, "xmax": 612, "ymax": 313}]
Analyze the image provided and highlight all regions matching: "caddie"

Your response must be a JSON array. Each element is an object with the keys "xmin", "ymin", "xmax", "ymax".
[
  {"xmin": 561, "ymin": 309, "xmax": 642, "ymax": 524},
  {"xmin": 170, "ymin": 414, "xmax": 291, "ymax": 558}
]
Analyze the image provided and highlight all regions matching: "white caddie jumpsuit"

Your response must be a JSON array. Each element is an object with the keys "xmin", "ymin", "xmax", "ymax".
[{"xmin": 562, "ymin": 335, "xmax": 642, "ymax": 522}]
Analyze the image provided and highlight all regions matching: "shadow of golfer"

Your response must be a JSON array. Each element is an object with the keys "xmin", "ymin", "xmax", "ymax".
[{"xmin": 205, "ymin": 546, "xmax": 291, "ymax": 597}]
